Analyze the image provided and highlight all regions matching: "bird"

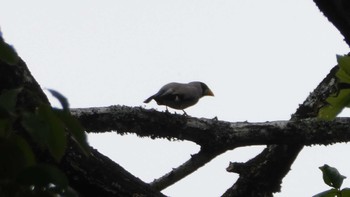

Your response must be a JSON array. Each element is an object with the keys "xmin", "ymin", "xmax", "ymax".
[{"xmin": 144, "ymin": 81, "xmax": 214, "ymax": 115}]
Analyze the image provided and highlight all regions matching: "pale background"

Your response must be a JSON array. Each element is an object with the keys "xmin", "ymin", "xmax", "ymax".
[{"xmin": 1, "ymin": 1, "xmax": 350, "ymax": 196}]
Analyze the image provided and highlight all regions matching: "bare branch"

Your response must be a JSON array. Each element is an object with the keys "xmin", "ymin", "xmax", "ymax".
[
  {"xmin": 71, "ymin": 100, "xmax": 350, "ymax": 193},
  {"xmin": 150, "ymin": 148, "xmax": 224, "ymax": 191},
  {"xmin": 222, "ymin": 64, "xmax": 339, "ymax": 196},
  {"xmin": 314, "ymin": 0, "xmax": 350, "ymax": 46},
  {"xmin": 71, "ymin": 106, "xmax": 350, "ymax": 148}
]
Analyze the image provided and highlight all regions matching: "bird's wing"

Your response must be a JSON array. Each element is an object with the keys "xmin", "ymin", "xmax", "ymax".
[
  {"xmin": 147, "ymin": 83, "xmax": 201, "ymax": 103},
  {"xmin": 161, "ymin": 85, "xmax": 199, "ymax": 101},
  {"xmin": 157, "ymin": 87, "xmax": 177, "ymax": 99},
  {"xmin": 144, "ymin": 83, "xmax": 178, "ymax": 103}
]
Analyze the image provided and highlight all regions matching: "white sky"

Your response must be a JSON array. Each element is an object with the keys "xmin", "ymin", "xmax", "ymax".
[{"xmin": 1, "ymin": 1, "xmax": 350, "ymax": 196}]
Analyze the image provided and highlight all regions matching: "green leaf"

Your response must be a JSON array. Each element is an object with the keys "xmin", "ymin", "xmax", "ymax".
[
  {"xmin": 0, "ymin": 118, "xmax": 12, "ymax": 137},
  {"xmin": 341, "ymin": 188, "xmax": 350, "ymax": 197},
  {"xmin": 54, "ymin": 110, "xmax": 90, "ymax": 156},
  {"xmin": 318, "ymin": 55, "xmax": 350, "ymax": 120},
  {"xmin": 47, "ymin": 89, "xmax": 90, "ymax": 155},
  {"xmin": 47, "ymin": 89, "xmax": 69, "ymax": 111},
  {"xmin": 21, "ymin": 112, "xmax": 50, "ymax": 148},
  {"xmin": 0, "ymin": 88, "xmax": 22, "ymax": 114},
  {"xmin": 38, "ymin": 106, "xmax": 67, "ymax": 161},
  {"xmin": 313, "ymin": 188, "xmax": 339, "ymax": 197},
  {"xmin": 318, "ymin": 89, "xmax": 350, "ymax": 120},
  {"xmin": 22, "ymin": 105, "xmax": 67, "ymax": 161},
  {"xmin": 319, "ymin": 164, "xmax": 346, "ymax": 189},
  {"xmin": 16, "ymin": 164, "xmax": 68, "ymax": 190},
  {"xmin": 0, "ymin": 135, "xmax": 36, "ymax": 179},
  {"xmin": 12, "ymin": 135, "xmax": 36, "ymax": 166},
  {"xmin": 337, "ymin": 55, "xmax": 350, "ymax": 83},
  {"xmin": 0, "ymin": 88, "xmax": 22, "ymax": 137},
  {"xmin": 0, "ymin": 37, "xmax": 19, "ymax": 65}
]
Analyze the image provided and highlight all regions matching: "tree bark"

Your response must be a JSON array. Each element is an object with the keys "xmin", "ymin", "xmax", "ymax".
[
  {"xmin": 71, "ymin": 106, "xmax": 350, "ymax": 148},
  {"xmin": 314, "ymin": 0, "xmax": 350, "ymax": 46}
]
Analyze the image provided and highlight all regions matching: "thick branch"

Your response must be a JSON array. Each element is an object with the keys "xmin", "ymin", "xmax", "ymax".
[
  {"xmin": 314, "ymin": 0, "xmax": 350, "ymax": 46},
  {"xmin": 60, "ymin": 143, "xmax": 165, "ymax": 197},
  {"xmin": 222, "ymin": 65, "xmax": 339, "ymax": 197},
  {"xmin": 71, "ymin": 106, "xmax": 350, "ymax": 148},
  {"xmin": 71, "ymin": 100, "xmax": 350, "ymax": 194}
]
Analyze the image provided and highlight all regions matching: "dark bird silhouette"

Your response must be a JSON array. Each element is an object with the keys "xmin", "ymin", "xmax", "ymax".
[{"xmin": 144, "ymin": 81, "xmax": 214, "ymax": 115}]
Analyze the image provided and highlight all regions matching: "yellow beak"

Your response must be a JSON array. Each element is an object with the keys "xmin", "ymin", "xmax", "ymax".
[{"xmin": 206, "ymin": 89, "xmax": 214, "ymax": 96}]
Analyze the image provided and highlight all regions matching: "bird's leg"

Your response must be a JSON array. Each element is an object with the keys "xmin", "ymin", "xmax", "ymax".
[{"xmin": 182, "ymin": 110, "xmax": 188, "ymax": 116}]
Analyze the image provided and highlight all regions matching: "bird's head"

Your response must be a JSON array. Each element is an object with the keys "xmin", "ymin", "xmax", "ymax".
[{"xmin": 197, "ymin": 82, "xmax": 214, "ymax": 97}]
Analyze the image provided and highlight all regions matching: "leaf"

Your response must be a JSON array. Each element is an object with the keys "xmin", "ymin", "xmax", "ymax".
[
  {"xmin": 47, "ymin": 89, "xmax": 69, "ymax": 111},
  {"xmin": 38, "ymin": 106, "xmax": 67, "ymax": 161},
  {"xmin": 12, "ymin": 135, "xmax": 36, "ymax": 166},
  {"xmin": 22, "ymin": 104, "xmax": 67, "ymax": 161},
  {"xmin": 16, "ymin": 164, "xmax": 68, "ymax": 190},
  {"xmin": 319, "ymin": 164, "xmax": 346, "ymax": 189},
  {"xmin": 0, "ymin": 88, "xmax": 22, "ymax": 137},
  {"xmin": 0, "ymin": 37, "xmax": 19, "ymax": 65},
  {"xmin": 341, "ymin": 188, "xmax": 350, "ymax": 197},
  {"xmin": 54, "ymin": 109, "xmax": 90, "ymax": 156},
  {"xmin": 0, "ymin": 118, "xmax": 12, "ymax": 137},
  {"xmin": 21, "ymin": 112, "xmax": 50, "ymax": 148},
  {"xmin": 0, "ymin": 135, "xmax": 36, "ymax": 179},
  {"xmin": 0, "ymin": 88, "xmax": 22, "ymax": 114},
  {"xmin": 318, "ymin": 55, "xmax": 350, "ymax": 120},
  {"xmin": 313, "ymin": 188, "xmax": 339, "ymax": 197},
  {"xmin": 46, "ymin": 89, "xmax": 89, "ymax": 155},
  {"xmin": 337, "ymin": 55, "xmax": 350, "ymax": 83},
  {"xmin": 318, "ymin": 89, "xmax": 350, "ymax": 120}
]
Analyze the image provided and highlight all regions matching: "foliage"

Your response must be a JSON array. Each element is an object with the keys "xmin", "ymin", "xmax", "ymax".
[
  {"xmin": 318, "ymin": 55, "xmax": 350, "ymax": 120},
  {"xmin": 0, "ymin": 30, "xmax": 19, "ymax": 65},
  {"xmin": 0, "ymin": 30, "xmax": 89, "ymax": 197},
  {"xmin": 0, "ymin": 88, "xmax": 89, "ymax": 197},
  {"xmin": 313, "ymin": 165, "xmax": 350, "ymax": 197}
]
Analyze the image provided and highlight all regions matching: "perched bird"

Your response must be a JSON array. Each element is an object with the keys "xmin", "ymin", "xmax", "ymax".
[{"xmin": 144, "ymin": 81, "xmax": 214, "ymax": 114}]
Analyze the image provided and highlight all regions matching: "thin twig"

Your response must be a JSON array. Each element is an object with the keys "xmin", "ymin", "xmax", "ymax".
[{"xmin": 149, "ymin": 148, "xmax": 225, "ymax": 191}]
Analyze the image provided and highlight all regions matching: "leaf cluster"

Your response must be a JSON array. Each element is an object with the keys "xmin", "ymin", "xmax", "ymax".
[
  {"xmin": 0, "ymin": 88, "xmax": 89, "ymax": 197},
  {"xmin": 0, "ymin": 33, "xmax": 90, "ymax": 196},
  {"xmin": 0, "ymin": 31, "xmax": 19, "ymax": 65}
]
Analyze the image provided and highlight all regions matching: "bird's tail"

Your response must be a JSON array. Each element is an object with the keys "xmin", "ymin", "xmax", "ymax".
[{"xmin": 144, "ymin": 95, "xmax": 154, "ymax": 103}]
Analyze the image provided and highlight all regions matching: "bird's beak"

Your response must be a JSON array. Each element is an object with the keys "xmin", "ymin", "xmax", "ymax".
[{"xmin": 205, "ymin": 89, "xmax": 214, "ymax": 96}]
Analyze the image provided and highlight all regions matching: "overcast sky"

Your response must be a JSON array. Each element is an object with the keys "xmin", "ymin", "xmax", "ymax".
[{"xmin": 1, "ymin": 1, "xmax": 350, "ymax": 196}]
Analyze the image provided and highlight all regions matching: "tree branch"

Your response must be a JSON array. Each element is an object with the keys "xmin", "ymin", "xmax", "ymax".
[
  {"xmin": 314, "ymin": 0, "xmax": 350, "ymax": 46},
  {"xmin": 71, "ymin": 106, "xmax": 350, "ymax": 148},
  {"xmin": 149, "ymin": 148, "xmax": 224, "ymax": 191},
  {"xmin": 71, "ymin": 98, "xmax": 350, "ymax": 194},
  {"xmin": 221, "ymin": 64, "xmax": 339, "ymax": 196}
]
